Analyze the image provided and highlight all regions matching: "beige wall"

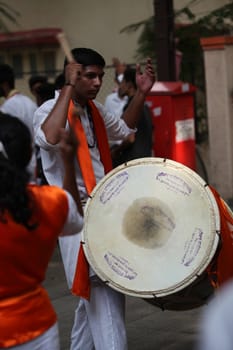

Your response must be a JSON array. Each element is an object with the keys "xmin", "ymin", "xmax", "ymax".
[
  {"xmin": 6, "ymin": 0, "xmax": 229, "ymax": 66},
  {"xmin": 202, "ymin": 38, "xmax": 233, "ymax": 199},
  {"xmin": 4, "ymin": 0, "xmax": 229, "ymax": 103},
  {"xmin": 5, "ymin": 0, "xmax": 154, "ymax": 102},
  {"xmin": 6, "ymin": 0, "xmax": 153, "ymax": 66}
]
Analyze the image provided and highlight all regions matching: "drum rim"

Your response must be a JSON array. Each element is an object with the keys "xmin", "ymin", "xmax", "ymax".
[{"xmin": 82, "ymin": 157, "xmax": 220, "ymax": 298}]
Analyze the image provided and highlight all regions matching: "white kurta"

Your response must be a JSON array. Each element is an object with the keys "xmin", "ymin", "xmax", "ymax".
[
  {"xmin": 0, "ymin": 93, "xmax": 37, "ymax": 178},
  {"xmin": 33, "ymin": 93, "xmax": 131, "ymax": 349},
  {"xmin": 33, "ymin": 93, "xmax": 134, "ymax": 285},
  {"xmin": 104, "ymin": 91, "xmax": 127, "ymax": 118},
  {"xmin": 0, "ymin": 93, "xmax": 37, "ymax": 136}
]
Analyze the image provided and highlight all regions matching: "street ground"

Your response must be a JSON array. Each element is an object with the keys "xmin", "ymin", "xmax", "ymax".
[{"xmin": 44, "ymin": 246, "xmax": 205, "ymax": 350}]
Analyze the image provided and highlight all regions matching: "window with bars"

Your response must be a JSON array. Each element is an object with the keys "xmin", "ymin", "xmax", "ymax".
[
  {"xmin": 29, "ymin": 53, "xmax": 38, "ymax": 75},
  {"xmin": 43, "ymin": 51, "xmax": 56, "ymax": 77},
  {"xmin": 12, "ymin": 54, "xmax": 23, "ymax": 78}
]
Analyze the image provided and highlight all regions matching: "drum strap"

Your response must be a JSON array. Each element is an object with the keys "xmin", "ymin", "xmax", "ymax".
[
  {"xmin": 209, "ymin": 186, "xmax": 233, "ymax": 287},
  {"xmin": 68, "ymin": 100, "xmax": 112, "ymax": 300}
]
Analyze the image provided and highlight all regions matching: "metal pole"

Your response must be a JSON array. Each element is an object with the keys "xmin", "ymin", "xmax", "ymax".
[{"xmin": 154, "ymin": 0, "xmax": 176, "ymax": 81}]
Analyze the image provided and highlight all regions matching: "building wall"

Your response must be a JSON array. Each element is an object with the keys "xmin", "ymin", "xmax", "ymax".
[
  {"xmin": 201, "ymin": 37, "xmax": 233, "ymax": 199},
  {"xmin": 5, "ymin": 0, "xmax": 153, "ymax": 101},
  {"xmin": 6, "ymin": 0, "xmax": 153, "ymax": 65},
  {"xmin": 6, "ymin": 0, "xmax": 229, "ymax": 65},
  {"xmin": 3, "ymin": 0, "xmax": 230, "ymax": 103}
]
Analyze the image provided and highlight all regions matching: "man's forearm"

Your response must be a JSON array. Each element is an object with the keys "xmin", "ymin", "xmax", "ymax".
[
  {"xmin": 63, "ymin": 162, "xmax": 83, "ymax": 216},
  {"xmin": 42, "ymin": 85, "xmax": 74, "ymax": 144},
  {"xmin": 122, "ymin": 58, "xmax": 155, "ymax": 129},
  {"xmin": 122, "ymin": 90, "xmax": 146, "ymax": 129}
]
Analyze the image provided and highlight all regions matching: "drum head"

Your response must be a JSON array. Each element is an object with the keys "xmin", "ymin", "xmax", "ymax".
[{"xmin": 82, "ymin": 158, "xmax": 220, "ymax": 298}]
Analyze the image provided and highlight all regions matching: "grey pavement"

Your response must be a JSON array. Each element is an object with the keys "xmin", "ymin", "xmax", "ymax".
[{"xmin": 44, "ymin": 245, "xmax": 205, "ymax": 350}]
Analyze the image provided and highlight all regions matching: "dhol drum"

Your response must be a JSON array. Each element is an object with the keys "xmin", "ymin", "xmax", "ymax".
[{"xmin": 82, "ymin": 158, "xmax": 220, "ymax": 310}]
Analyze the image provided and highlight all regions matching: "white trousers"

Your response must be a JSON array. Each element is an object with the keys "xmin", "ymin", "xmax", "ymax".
[
  {"xmin": 2, "ymin": 323, "xmax": 59, "ymax": 350},
  {"xmin": 70, "ymin": 278, "xmax": 127, "ymax": 350},
  {"xmin": 59, "ymin": 235, "xmax": 127, "ymax": 350}
]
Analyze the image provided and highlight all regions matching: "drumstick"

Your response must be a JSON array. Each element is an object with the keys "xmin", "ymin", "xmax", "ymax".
[
  {"xmin": 56, "ymin": 31, "xmax": 81, "ymax": 79},
  {"xmin": 56, "ymin": 33, "xmax": 83, "ymax": 116},
  {"xmin": 56, "ymin": 32, "xmax": 74, "ymax": 63}
]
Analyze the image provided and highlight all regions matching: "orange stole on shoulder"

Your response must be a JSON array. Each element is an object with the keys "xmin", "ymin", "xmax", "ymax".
[{"xmin": 68, "ymin": 100, "xmax": 112, "ymax": 300}]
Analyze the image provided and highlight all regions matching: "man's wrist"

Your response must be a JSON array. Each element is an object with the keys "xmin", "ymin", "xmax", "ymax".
[
  {"xmin": 65, "ymin": 82, "xmax": 75, "ymax": 88},
  {"xmin": 135, "ymin": 89, "xmax": 147, "ymax": 102}
]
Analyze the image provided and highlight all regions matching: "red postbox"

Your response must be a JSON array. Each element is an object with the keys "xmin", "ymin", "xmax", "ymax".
[{"xmin": 146, "ymin": 81, "xmax": 196, "ymax": 171}]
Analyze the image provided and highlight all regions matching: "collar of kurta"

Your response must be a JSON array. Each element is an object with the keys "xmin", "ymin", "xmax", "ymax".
[
  {"xmin": 68, "ymin": 99, "xmax": 112, "ymax": 300},
  {"xmin": 6, "ymin": 89, "xmax": 19, "ymax": 99}
]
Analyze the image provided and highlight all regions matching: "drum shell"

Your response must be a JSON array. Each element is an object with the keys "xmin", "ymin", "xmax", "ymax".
[
  {"xmin": 144, "ymin": 266, "xmax": 216, "ymax": 311},
  {"xmin": 83, "ymin": 158, "xmax": 220, "ymax": 310},
  {"xmin": 148, "ymin": 201, "xmax": 233, "ymax": 311}
]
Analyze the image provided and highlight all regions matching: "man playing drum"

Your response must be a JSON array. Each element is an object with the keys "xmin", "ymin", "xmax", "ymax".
[{"xmin": 33, "ymin": 48, "xmax": 155, "ymax": 350}]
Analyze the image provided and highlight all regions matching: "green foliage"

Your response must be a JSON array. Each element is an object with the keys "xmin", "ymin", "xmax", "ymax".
[
  {"xmin": 121, "ymin": 2, "xmax": 233, "ymax": 69},
  {"xmin": 136, "ymin": 17, "xmax": 156, "ymax": 61},
  {"xmin": 176, "ymin": 2, "xmax": 233, "ymax": 86},
  {"xmin": 121, "ymin": 1, "xmax": 233, "ymax": 143},
  {"xmin": 0, "ymin": 2, "xmax": 20, "ymax": 32},
  {"xmin": 176, "ymin": 2, "xmax": 233, "ymax": 142}
]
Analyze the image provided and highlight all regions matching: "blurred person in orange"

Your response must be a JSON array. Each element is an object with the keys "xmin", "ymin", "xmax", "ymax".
[{"xmin": 0, "ymin": 112, "xmax": 84, "ymax": 349}]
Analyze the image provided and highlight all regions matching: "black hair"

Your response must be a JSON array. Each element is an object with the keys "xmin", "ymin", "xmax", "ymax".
[
  {"xmin": 28, "ymin": 75, "xmax": 48, "ymax": 90},
  {"xmin": 64, "ymin": 48, "xmax": 105, "ymax": 68},
  {"xmin": 0, "ymin": 113, "xmax": 37, "ymax": 230},
  {"xmin": 123, "ymin": 67, "xmax": 137, "ymax": 90},
  {"xmin": 54, "ymin": 73, "xmax": 65, "ymax": 89},
  {"xmin": 35, "ymin": 82, "xmax": 55, "ymax": 104},
  {"xmin": 0, "ymin": 64, "xmax": 15, "ymax": 89}
]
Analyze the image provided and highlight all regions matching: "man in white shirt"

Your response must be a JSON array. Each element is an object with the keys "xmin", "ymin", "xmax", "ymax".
[
  {"xmin": 0, "ymin": 64, "xmax": 37, "ymax": 178},
  {"xmin": 33, "ymin": 47, "xmax": 155, "ymax": 350},
  {"xmin": 104, "ymin": 61, "xmax": 128, "ymax": 150},
  {"xmin": 104, "ymin": 73, "xmax": 128, "ymax": 118},
  {"xmin": 0, "ymin": 64, "xmax": 37, "ymax": 136}
]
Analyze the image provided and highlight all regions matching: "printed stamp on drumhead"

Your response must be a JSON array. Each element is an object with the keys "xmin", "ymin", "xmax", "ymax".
[
  {"xmin": 181, "ymin": 228, "xmax": 203, "ymax": 266},
  {"xmin": 104, "ymin": 252, "xmax": 137, "ymax": 280},
  {"xmin": 100, "ymin": 171, "xmax": 129, "ymax": 204},
  {"xmin": 156, "ymin": 172, "xmax": 192, "ymax": 196}
]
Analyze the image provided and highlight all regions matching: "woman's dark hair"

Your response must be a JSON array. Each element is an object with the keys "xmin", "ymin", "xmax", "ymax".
[
  {"xmin": 0, "ymin": 113, "xmax": 37, "ymax": 230},
  {"xmin": 64, "ymin": 47, "xmax": 106, "ymax": 68}
]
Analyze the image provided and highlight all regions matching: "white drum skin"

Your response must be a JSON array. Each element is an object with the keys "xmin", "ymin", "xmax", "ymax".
[{"xmin": 82, "ymin": 158, "xmax": 220, "ymax": 307}]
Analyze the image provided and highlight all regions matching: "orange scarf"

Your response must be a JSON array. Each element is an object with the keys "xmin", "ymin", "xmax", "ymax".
[
  {"xmin": 208, "ymin": 186, "xmax": 233, "ymax": 288},
  {"xmin": 68, "ymin": 100, "xmax": 112, "ymax": 300}
]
